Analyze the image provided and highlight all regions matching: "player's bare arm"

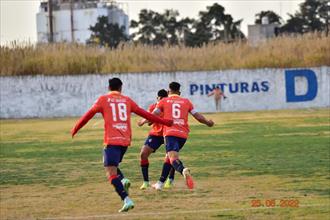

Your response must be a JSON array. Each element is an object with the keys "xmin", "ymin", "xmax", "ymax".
[
  {"xmin": 192, "ymin": 112, "xmax": 214, "ymax": 127},
  {"xmin": 138, "ymin": 118, "xmax": 147, "ymax": 127},
  {"xmin": 133, "ymin": 107, "xmax": 173, "ymax": 126},
  {"xmin": 207, "ymin": 91, "xmax": 214, "ymax": 97}
]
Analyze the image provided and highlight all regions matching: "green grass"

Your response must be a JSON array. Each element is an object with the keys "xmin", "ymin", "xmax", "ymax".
[{"xmin": 0, "ymin": 109, "xmax": 329, "ymax": 219}]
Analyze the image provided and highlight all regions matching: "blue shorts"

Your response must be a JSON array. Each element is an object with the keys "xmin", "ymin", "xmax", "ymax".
[
  {"xmin": 144, "ymin": 135, "xmax": 164, "ymax": 152},
  {"xmin": 103, "ymin": 145, "xmax": 128, "ymax": 167},
  {"xmin": 165, "ymin": 136, "xmax": 187, "ymax": 152}
]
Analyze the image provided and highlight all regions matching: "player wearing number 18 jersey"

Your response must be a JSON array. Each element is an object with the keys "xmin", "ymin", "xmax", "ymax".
[
  {"xmin": 152, "ymin": 82, "xmax": 214, "ymax": 190},
  {"xmin": 71, "ymin": 78, "xmax": 172, "ymax": 212}
]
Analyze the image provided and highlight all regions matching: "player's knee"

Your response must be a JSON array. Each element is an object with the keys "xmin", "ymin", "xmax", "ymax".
[
  {"xmin": 105, "ymin": 166, "xmax": 117, "ymax": 177},
  {"xmin": 164, "ymin": 156, "xmax": 171, "ymax": 164},
  {"xmin": 140, "ymin": 147, "xmax": 150, "ymax": 160}
]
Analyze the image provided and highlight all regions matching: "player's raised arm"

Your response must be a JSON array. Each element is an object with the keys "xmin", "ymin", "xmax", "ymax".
[{"xmin": 207, "ymin": 91, "xmax": 214, "ymax": 97}]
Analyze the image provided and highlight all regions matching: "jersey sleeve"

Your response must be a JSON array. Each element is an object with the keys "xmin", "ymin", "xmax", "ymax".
[
  {"xmin": 91, "ymin": 97, "xmax": 103, "ymax": 113},
  {"xmin": 128, "ymin": 97, "xmax": 139, "ymax": 113},
  {"xmin": 71, "ymin": 97, "xmax": 102, "ymax": 137},
  {"xmin": 188, "ymin": 100, "xmax": 197, "ymax": 115},
  {"xmin": 148, "ymin": 104, "xmax": 156, "ymax": 113},
  {"xmin": 156, "ymin": 99, "xmax": 164, "ymax": 111}
]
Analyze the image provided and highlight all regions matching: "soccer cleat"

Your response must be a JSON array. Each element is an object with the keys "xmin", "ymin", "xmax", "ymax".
[
  {"xmin": 183, "ymin": 168, "xmax": 194, "ymax": 189},
  {"xmin": 121, "ymin": 178, "xmax": 131, "ymax": 194},
  {"xmin": 118, "ymin": 197, "xmax": 134, "ymax": 212},
  {"xmin": 152, "ymin": 181, "xmax": 164, "ymax": 190},
  {"xmin": 140, "ymin": 181, "xmax": 150, "ymax": 190},
  {"xmin": 164, "ymin": 178, "xmax": 174, "ymax": 189}
]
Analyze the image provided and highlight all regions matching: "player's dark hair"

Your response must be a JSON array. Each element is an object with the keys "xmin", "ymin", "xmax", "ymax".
[
  {"xmin": 169, "ymin": 82, "xmax": 181, "ymax": 92},
  {"xmin": 109, "ymin": 78, "xmax": 122, "ymax": 91},
  {"xmin": 157, "ymin": 89, "xmax": 168, "ymax": 98}
]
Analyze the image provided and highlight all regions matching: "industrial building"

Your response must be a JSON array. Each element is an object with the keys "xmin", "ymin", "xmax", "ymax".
[
  {"xmin": 36, "ymin": 0, "xmax": 129, "ymax": 43},
  {"xmin": 248, "ymin": 17, "xmax": 279, "ymax": 46}
]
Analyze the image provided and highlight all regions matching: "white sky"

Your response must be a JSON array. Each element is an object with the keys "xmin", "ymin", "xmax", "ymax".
[{"xmin": 0, "ymin": 0, "xmax": 304, "ymax": 45}]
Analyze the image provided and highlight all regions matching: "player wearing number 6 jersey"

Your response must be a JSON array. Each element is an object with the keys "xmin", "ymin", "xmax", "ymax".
[
  {"xmin": 138, "ymin": 89, "xmax": 176, "ymax": 190},
  {"xmin": 152, "ymin": 82, "xmax": 214, "ymax": 190},
  {"xmin": 71, "ymin": 78, "xmax": 173, "ymax": 213}
]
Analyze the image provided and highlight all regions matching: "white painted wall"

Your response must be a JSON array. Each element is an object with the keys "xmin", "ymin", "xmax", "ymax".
[{"xmin": 0, "ymin": 67, "xmax": 329, "ymax": 118}]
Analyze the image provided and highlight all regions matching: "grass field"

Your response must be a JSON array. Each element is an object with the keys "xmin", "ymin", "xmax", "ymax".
[{"xmin": 0, "ymin": 109, "xmax": 329, "ymax": 219}]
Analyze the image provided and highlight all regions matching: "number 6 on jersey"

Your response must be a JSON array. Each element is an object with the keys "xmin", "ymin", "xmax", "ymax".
[{"xmin": 172, "ymin": 103, "xmax": 181, "ymax": 118}]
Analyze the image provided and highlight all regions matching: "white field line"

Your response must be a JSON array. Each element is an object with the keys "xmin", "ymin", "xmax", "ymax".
[{"xmin": 40, "ymin": 203, "xmax": 329, "ymax": 220}]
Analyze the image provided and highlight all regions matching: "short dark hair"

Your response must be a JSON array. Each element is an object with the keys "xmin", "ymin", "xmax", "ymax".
[
  {"xmin": 109, "ymin": 78, "xmax": 122, "ymax": 91},
  {"xmin": 169, "ymin": 82, "xmax": 180, "ymax": 92},
  {"xmin": 157, "ymin": 89, "xmax": 168, "ymax": 98}
]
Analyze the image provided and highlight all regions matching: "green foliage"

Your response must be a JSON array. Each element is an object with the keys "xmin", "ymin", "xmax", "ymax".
[
  {"xmin": 255, "ymin": 10, "xmax": 282, "ymax": 24},
  {"xmin": 280, "ymin": 0, "xmax": 330, "ymax": 34},
  {"xmin": 88, "ymin": 16, "xmax": 128, "ymax": 48},
  {"xmin": 131, "ymin": 3, "xmax": 245, "ymax": 47}
]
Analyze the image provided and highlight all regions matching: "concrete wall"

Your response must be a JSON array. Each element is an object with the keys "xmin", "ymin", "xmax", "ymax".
[{"xmin": 0, "ymin": 67, "xmax": 329, "ymax": 118}]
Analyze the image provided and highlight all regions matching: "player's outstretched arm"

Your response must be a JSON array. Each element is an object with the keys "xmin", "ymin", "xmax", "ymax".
[
  {"xmin": 137, "ymin": 118, "xmax": 148, "ymax": 127},
  {"xmin": 192, "ymin": 112, "xmax": 214, "ymax": 127},
  {"xmin": 71, "ymin": 108, "xmax": 97, "ymax": 138},
  {"xmin": 134, "ymin": 107, "xmax": 173, "ymax": 126}
]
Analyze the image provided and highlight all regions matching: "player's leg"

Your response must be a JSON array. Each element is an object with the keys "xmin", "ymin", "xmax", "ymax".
[
  {"xmin": 164, "ymin": 167, "xmax": 175, "ymax": 189},
  {"xmin": 104, "ymin": 146, "xmax": 134, "ymax": 212},
  {"xmin": 218, "ymin": 98, "xmax": 221, "ymax": 112},
  {"xmin": 117, "ymin": 148, "xmax": 131, "ymax": 194},
  {"xmin": 153, "ymin": 155, "xmax": 172, "ymax": 190},
  {"xmin": 117, "ymin": 167, "xmax": 124, "ymax": 180},
  {"xmin": 167, "ymin": 137, "xmax": 194, "ymax": 189},
  {"xmin": 140, "ymin": 135, "xmax": 164, "ymax": 189},
  {"xmin": 215, "ymin": 98, "xmax": 219, "ymax": 111},
  {"xmin": 139, "ymin": 144, "xmax": 153, "ymax": 189}
]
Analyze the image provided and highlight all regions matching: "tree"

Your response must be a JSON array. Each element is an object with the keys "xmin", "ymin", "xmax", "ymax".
[
  {"xmin": 255, "ymin": 10, "xmax": 282, "ymax": 24},
  {"xmin": 196, "ymin": 3, "xmax": 245, "ymax": 44},
  {"xmin": 130, "ymin": 4, "xmax": 245, "ymax": 47},
  {"xmin": 280, "ymin": 0, "xmax": 329, "ymax": 35},
  {"xmin": 130, "ymin": 9, "xmax": 165, "ymax": 45},
  {"xmin": 88, "ymin": 16, "xmax": 128, "ymax": 48},
  {"xmin": 131, "ymin": 9, "xmax": 192, "ymax": 46},
  {"xmin": 184, "ymin": 18, "xmax": 212, "ymax": 47}
]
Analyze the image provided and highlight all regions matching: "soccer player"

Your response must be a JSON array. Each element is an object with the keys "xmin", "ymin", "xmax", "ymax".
[
  {"xmin": 71, "ymin": 78, "xmax": 172, "ymax": 212},
  {"xmin": 152, "ymin": 82, "xmax": 214, "ymax": 190},
  {"xmin": 138, "ymin": 89, "xmax": 176, "ymax": 190}
]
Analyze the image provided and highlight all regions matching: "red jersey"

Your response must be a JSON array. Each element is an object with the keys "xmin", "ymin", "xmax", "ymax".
[
  {"xmin": 71, "ymin": 91, "xmax": 173, "ymax": 147},
  {"xmin": 156, "ymin": 94, "xmax": 195, "ymax": 139},
  {"xmin": 148, "ymin": 103, "xmax": 163, "ymax": 136},
  {"xmin": 91, "ymin": 91, "xmax": 138, "ymax": 146}
]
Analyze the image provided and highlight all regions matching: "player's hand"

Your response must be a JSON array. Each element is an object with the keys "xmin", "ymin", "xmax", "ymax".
[
  {"xmin": 164, "ymin": 119, "xmax": 174, "ymax": 126},
  {"xmin": 71, "ymin": 128, "xmax": 77, "ymax": 138},
  {"xmin": 224, "ymin": 96, "xmax": 227, "ymax": 99},
  {"xmin": 137, "ymin": 120, "xmax": 144, "ymax": 127},
  {"xmin": 206, "ymin": 120, "xmax": 214, "ymax": 127}
]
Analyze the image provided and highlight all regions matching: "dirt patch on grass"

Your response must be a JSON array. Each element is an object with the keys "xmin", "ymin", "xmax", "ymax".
[{"xmin": 1, "ymin": 175, "xmax": 328, "ymax": 220}]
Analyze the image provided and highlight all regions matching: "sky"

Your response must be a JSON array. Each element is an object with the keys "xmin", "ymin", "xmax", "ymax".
[{"xmin": 0, "ymin": 0, "xmax": 304, "ymax": 45}]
